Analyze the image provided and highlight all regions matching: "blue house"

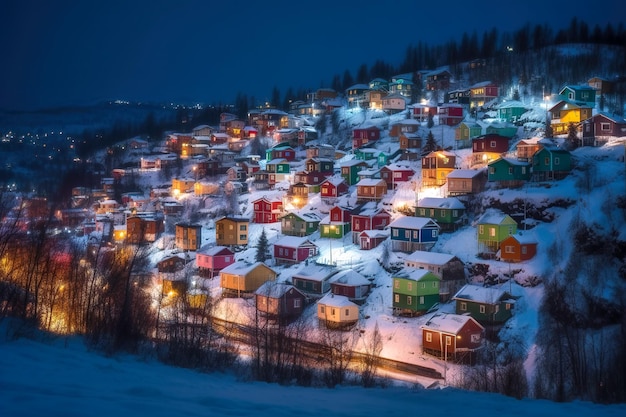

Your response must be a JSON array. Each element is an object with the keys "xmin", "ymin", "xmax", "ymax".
[{"xmin": 388, "ymin": 216, "xmax": 440, "ymax": 253}]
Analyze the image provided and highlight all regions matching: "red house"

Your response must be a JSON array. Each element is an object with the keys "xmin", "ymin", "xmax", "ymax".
[
  {"xmin": 359, "ymin": 229, "xmax": 389, "ymax": 250},
  {"xmin": 421, "ymin": 312, "xmax": 485, "ymax": 363},
  {"xmin": 350, "ymin": 202, "xmax": 391, "ymax": 243},
  {"xmin": 379, "ymin": 163, "xmax": 416, "ymax": 190},
  {"xmin": 196, "ymin": 245, "xmax": 235, "ymax": 278},
  {"xmin": 499, "ymin": 233, "xmax": 537, "ymax": 262},
  {"xmin": 268, "ymin": 146, "xmax": 296, "ymax": 161},
  {"xmin": 330, "ymin": 270, "xmax": 371, "ymax": 304},
  {"xmin": 472, "ymin": 133, "xmax": 510, "ymax": 165},
  {"xmin": 352, "ymin": 126, "xmax": 380, "ymax": 149},
  {"xmin": 410, "ymin": 103, "xmax": 436, "ymax": 122},
  {"xmin": 438, "ymin": 103, "xmax": 464, "ymax": 126},
  {"xmin": 252, "ymin": 196, "xmax": 283, "ymax": 223},
  {"xmin": 273, "ymin": 236, "xmax": 318, "ymax": 265},
  {"xmin": 255, "ymin": 282, "xmax": 307, "ymax": 320},
  {"xmin": 320, "ymin": 176, "xmax": 349, "ymax": 200}
]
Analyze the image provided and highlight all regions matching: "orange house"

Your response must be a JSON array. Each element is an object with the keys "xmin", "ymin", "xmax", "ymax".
[{"xmin": 499, "ymin": 233, "xmax": 537, "ymax": 262}]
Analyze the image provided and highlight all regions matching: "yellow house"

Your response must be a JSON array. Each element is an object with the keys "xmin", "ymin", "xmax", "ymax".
[
  {"xmin": 549, "ymin": 100, "xmax": 593, "ymax": 135},
  {"xmin": 171, "ymin": 178, "xmax": 195, "ymax": 196},
  {"xmin": 317, "ymin": 293, "xmax": 359, "ymax": 329},
  {"xmin": 219, "ymin": 261, "xmax": 277, "ymax": 297}
]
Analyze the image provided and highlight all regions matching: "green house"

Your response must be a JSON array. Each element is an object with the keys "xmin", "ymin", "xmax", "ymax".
[
  {"xmin": 319, "ymin": 205, "xmax": 352, "ymax": 238},
  {"xmin": 452, "ymin": 284, "xmax": 515, "ymax": 325},
  {"xmin": 354, "ymin": 148, "xmax": 378, "ymax": 161},
  {"xmin": 340, "ymin": 160, "xmax": 369, "ymax": 185},
  {"xmin": 280, "ymin": 210, "xmax": 321, "ymax": 237},
  {"xmin": 476, "ymin": 209, "xmax": 517, "ymax": 253},
  {"xmin": 455, "ymin": 121, "xmax": 483, "ymax": 148},
  {"xmin": 415, "ymin": 197, "xmax": 466, "ymax": 231},
  {"xmin": 496, "ymin": 100, "xmax": 528, "ymax": 124},
  {"xmin": 392, "ymin": 269, "xmax": 441, "ymax": 316},
  {"xmin": 487, "ymin": 157, "xmax": 531, "ymax": 186},
  {"xmin": 532, "ymin": 145, "xmax": 572, "ymax": 181}
]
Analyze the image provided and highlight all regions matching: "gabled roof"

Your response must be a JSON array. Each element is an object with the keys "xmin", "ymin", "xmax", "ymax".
[
  {"xmin": 446, "ymin": 169, "xmax": 485, "ymax": 179},
  {"xmin": 417, "ymin": 197, "xmax": 465, "ymax": 210},
  {"xmin": 503, "ymin": 232, "xmax": 537, "ymax": 245},
  {"xmin": 220, "ymin": 261, "xmax": 275, "ymax": 276},
  {"xmin": 389, "ymin": 216, "xmax": 439, "ymax": 229},
  {"xmin": 394, "ymin": 268, "xmax": 440, "ymax": 282},
  {"xmin": 356, "ymin": 178, "xmax": 386, "ymax": 187},
  {"xmin": 279, "ymin": 209, "xmax": 321, "ymax": 222},
  {"xmin": 476, "ymin": 209, "xmax": 515, "ymax": 225},
  {"xmin": 197, "ymin": 245, "xmax": 233, "ymax": 256},
  {"xmin": 292, "ymin": 264, "xmax": 337, "ymax": 282},
  {"xmin": 273, "ymin": 235, "xmax": 316, "ymax": 249},
  {"xmin": 359, "ymin": 229, "xmax": 390, "ymax": 239},
  {"xmin": 330, "ymin": 270, "xmax": 370, "ymax": 286},
  {"xmin": 255, "ymin": 281, "xmax": 303, "ymax": 298},
  {"xmin": 318, "ymin": 293, "xmax": 358, "ymax": 308},
  {"xmin": 404, "ymin": 250, "xmax": 458, "ymax": 266},
  {"xmin": 452, "ymin": 284, "xmax": 514, "ymax": 304},
  {"xmin": 421, "ymin": 312, "xmax": 484, "ymax": 334}
]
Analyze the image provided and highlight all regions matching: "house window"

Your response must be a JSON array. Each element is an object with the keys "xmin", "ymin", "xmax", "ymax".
[
  {"xmin": 544, "ymin": 157, "xmax": 550, "ymax": 165},
  {"xmin": 394, "ymin": 294, "xmax": 400, "ymax": 303},
  {"xmin": 294, "ymin": 299, "xmax": 301, "ymax": 308},
  {"xmin": 331, "ymin": 308, "xmax": 336, "ymax": 316},
  {"xmin": 407, "ymin": 282, "xmax": 412, "ymax": 291},
  {"xmin": 405, "ymin": 230, "xmax": 410, "ymax": 239},
  {"xmin": 432, "ymin": 230, "xmax": 438, "ymax": 237},
  {"xmin": 407, "ymin": 296, "xmax": 412, "ymax": 305},
  {"xmin": 240, "ymin": 225, "xmax": 247, "ymax": 231},
  {"xmin": 508, "ymin": 167, "xmax": 513, "ymax": 175},
  {"xmin": 489, "ymin": 166, "xmax": 495, "ymax": 175},
  {"xmin": 421, "ymin": 283, "xmax": 426, "ymax": 288},
  {"xmin": 413, "ymin": 231, "xmax": 419, "ymax": 239},
  {"xmin": 452, "ymin": 210, "xmax": 458, "ymax": 217},
  {"xmin": 419, "ymin": 208, "xmax": 426, "ymax": 216},
  {"xmin": 225, "ymin": 256, "xmax": 230, "ymax": 262},
  {"xmin": 433, "ymin": 282, "xmax": 438, "ymax": 288},
  {"xmin": 255, "ymin": 204, "xmax": 259, "ymax": 210},
  {"xmin": 394, "ymin": 279, "xmax": 400, "ymax": 289},
  {"xmin": 460, "ymin": 302, "xmax": 467, "ymax": 311},
  {"xmin": 345, "ymin": 308, "xmax": 350, "ymax": 317},
  {"xmin": 479, "ymin": 305, "xmax": 486, "ymax": 314},
  {"xmin": 489, "ymin": 227, "xmax": 496, "ymax": 237},
  {"xmin": 320, "ymin": 305, "xmax": 325, "ymax": 314},
  {"xmin": 426, "ymin": 332, "xmax": 432, "ymax": 342},
  {"xmin": 471, "ymin": 334, "xmax": 481, "ymax": 343},
  {"xmin": 393, "ymin": 229, "xmax": 398, "ymax": 237},
  {"xmin": 446, "ymin": 335, "xmax": 452, "ymax": 345},
  {"xmin": 239, "ymin": 234, "xmax": 246, "ymax": 240},
  {"xmin": 554, "ymin": 157, "xmax": 560, "ymax": 165},
  {"xmin": 479, "ymin": 225, "xmax": 484, "ymax": 234},
  {"xmin": 506, "ymin": 303, "xmax": 512, "ymax": 310},
  {"xmin": 419, "ymin": 296, "xmax": 424, "ymax": 305},
  {"xmin": 505, "ymin": 245, "xmax": 514, "ymax": 253},
  {"xmin": 601, "ymin": 122, "xmax": 611, "ymax": 132},
  {"xmin": 490, "ymin": 141, "xmax": 496, "ymax": 148}
]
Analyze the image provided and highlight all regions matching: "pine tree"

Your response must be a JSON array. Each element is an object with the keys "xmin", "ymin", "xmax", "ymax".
[
  {"xmin": 565, "ymin": 122, "xmax": 580, "ymax": 150},
  {"xmin": 424, "ymin": 130, "xmax": 438, "ymax": 153},
  {"xmin": 255, "ymin": 228, "xmax": 269, "ymax": 263}
]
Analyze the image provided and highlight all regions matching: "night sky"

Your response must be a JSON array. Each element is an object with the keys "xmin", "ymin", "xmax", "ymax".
[{"xmin": 1, "ymin": 0, "xmax": 623, "ymax": 111}]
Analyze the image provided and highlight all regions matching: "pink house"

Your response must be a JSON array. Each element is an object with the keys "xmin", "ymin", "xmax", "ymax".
[
  {"xmin": 196, "ymin": 245, "xmax": 235, "ymax": 278},
  {"xmin": 273, "ymin": 236, "xmax": 318, "ymax": 265}
]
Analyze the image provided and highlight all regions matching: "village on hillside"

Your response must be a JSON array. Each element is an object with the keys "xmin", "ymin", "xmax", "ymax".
[{"xmin": 13, "ymin": 67, "xmax": 626, "ymax": 390}]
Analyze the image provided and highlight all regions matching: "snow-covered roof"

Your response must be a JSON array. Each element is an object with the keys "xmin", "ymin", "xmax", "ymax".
[
  {"xmin": 274, "ymin": 235, "xmax": 315, "ymax": 248},
  {"xmin": 292, "ymin": 264, "xmax": 337, "ymax": 282},
  {"xmin": 220, "ymin": 261, "xmax": 273, "ymax": 276},
  {"xmin": 255, "ymin": 281, "xmax": 300, "ymax": 298},
  {"xmin": 394, "ymin": 268, "xmax": 440, "ymax": 282},
  {"xmin": 389, "ymin": 216, "xmax": 439, "ymax": 229},
  {"xmin": 452, "ymin": 284, "xmax": 512, "ymax": 304},
  {"xmin": 356, "ymin": 178, "xmax": 385, "ymax": 187},
  {"xmin": 404, "ymin": 250, "xmax": 458, "ymax": 266},
  {"xmin": 446, "ymin": 169, "xmax": 485, "ymax": 179},
  {"xmin": 417, "ymin": 197, "xmax": 465, "ymax": 210},
  {"xmin": 330, "ymin": 270, "xmax": 370, "ymax": 286},
  {"xmin": 197, "ymin": 245, "xmax": 232, "ymax": 256},
  {"xmin": 421, "ymin": 312, "xmax": 484, "ymax": 334},
  {"xmin": 476, "ymin": 209, "xmax": 513, "ymax": 225},
  {"xmin": 318, "ymin": 293, "xmax": 358, "ymax": 308}
]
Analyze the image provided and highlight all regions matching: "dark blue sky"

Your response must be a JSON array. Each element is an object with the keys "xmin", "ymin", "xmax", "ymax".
[{"xmin": 1, "ymin": 0, "xmax": 623, "ymax": 111}]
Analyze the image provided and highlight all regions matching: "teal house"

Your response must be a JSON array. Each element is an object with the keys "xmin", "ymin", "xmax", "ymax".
[
  {"xmin": 280, "ymin": 210, "xmax": 321, "ymax": 237},
  {"xmin": 496, "ymin": 100, "xmax": 528, "ymax": 124},
  {"xmin": 392, "ymin": 269, "xmax": 441, "ymax": 316},
  {"xmin": 532, "ymin": 145, "xmax": 572, "ymax": 181},
  {"xmin": 558, "ymin": 84, "xmax": 596, "ymax": 108},
  {"xmin": 340, "ymin": 159, "xmax": 369, "ymax": 185},
  {"xmin": 487, "ymin": 157, "xmax": 531, "ymax": 187}
]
